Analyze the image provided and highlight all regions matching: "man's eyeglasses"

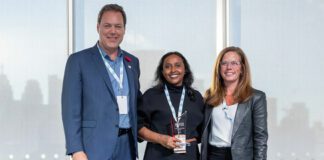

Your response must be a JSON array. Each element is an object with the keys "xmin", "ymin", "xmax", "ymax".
[{"xmin": 220, "ymin": 61, "xmax": 241, "ymax": 67}]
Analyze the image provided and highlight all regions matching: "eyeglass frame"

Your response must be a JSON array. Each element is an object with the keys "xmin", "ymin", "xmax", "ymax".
[{"xmin": 220, "ymin": 61, "xmax": 241, "ymax": 67}]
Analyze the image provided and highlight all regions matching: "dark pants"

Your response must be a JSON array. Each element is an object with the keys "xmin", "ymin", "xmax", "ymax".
[
  {"xmin": 207, "ymin": 145, "xmax": 232, "ymax": 160},
  {"xmin": 111, "ymin": 129, "xmax": 136, "ymax": 160}
]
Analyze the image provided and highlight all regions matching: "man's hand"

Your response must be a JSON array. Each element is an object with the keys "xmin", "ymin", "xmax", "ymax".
[{"xmin": 72, "ymin": 151, "xmax": 88, "ymax": 160}]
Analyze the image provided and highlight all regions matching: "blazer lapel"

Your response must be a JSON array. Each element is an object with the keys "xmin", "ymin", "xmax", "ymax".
[
  {"xmin": 123, "ymin": 55, "xmax": 136, "ymax": 125},
  {"xmin": 232, "ymin": 102, "xmax": 249, "ymax": 137},
  {"xmin": 203, "ymin": 105, "xmax": 214, "ymax": 133},
  {"xmin": 90, "ymin": 46, "xmax": 117, "ymax": 104},
  {"xmin": 124, "ymin": 56, "xmax": 135, "ymax": 103}
]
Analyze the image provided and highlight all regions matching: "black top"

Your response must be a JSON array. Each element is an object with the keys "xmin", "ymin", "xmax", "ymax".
[{"xmin": 138, "ymin": 83, "xmax": 204, "ymax": 160}]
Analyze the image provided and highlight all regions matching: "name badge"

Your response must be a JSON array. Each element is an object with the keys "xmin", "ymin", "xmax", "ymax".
[{"xmin": 117, "ymin": 96, "xmax": 128, "ymax": 114}]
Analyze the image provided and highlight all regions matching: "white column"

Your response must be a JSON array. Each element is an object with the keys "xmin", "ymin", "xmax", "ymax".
[
  {"xmin": 67, "ymin": 0, "xmax": 74, "ymax": 55},
  {"xmin": 216, "ymin": 0, "xmax": 229, "ymax": 55}
]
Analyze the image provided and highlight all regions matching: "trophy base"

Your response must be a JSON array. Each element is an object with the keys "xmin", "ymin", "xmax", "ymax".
[{"xmin": 174, "ymin": 134, "xmax": 186, "ymax": 154}]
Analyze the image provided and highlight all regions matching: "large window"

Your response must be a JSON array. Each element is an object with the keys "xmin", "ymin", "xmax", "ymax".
[
  {"xmin": 229, "ymin": 0, "xmax": 324, "ymax": 159},
  {"xmin": 0, "ymin": 0, "xmax": 67, "ymax": 159},
  {"xmin": 3, "ymin": 1, "xmax": 320, "ymax": 160},
  {"xmin": 75, "ymin": 0, "xmax": 217, "ymax": 92}
]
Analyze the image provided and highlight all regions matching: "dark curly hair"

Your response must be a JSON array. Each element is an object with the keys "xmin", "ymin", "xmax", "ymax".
[{"xmin": 154, "ymin": 51, "xmax": 196, "ymax": 101}]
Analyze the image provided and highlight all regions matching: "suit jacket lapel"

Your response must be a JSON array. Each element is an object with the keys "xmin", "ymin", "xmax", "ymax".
[
  {"xmin": 123, "ymin": 54, "xmax": 136, "ymax": 124},
  {"xmin": 124, "ymin": 56, "xmax": 135, "ymax": 99},
  {"xmin": 90, "ymin": 45, "xmax": 117, "ymax": 104},
  {"xmin": 203, "ymin": 105, "xmax": 214, "ymax": 133},
  {"xmin": 232, "ymin": 102, "xmax": 249, "ymax": 137}
]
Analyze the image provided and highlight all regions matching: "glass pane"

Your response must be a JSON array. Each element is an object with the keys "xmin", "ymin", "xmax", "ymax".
[
  {"xmin": 0, "ymin": 0, "xmax": 67, "ymax": 159},
  {"xmin": 76, "ymin": 1, "xmax": 216, "ymax": 159},
  {"xmin": 229, "ymin": 0, "xmax": 324, "ymax": 159}
]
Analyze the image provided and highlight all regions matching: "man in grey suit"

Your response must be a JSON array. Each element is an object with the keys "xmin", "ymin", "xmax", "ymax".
[{"xmin": 62, "ymin": 4, "xmax": 140, "ymax": 160}]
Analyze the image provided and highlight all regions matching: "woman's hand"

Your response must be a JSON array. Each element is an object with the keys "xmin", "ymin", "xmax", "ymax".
[
  {"xmin": 159, "ymin": 134, "xmax": 181, "ymax": 149},
  {"xmin": 186, "ymin": 137, "xmax": 197, "ymax": 143}
]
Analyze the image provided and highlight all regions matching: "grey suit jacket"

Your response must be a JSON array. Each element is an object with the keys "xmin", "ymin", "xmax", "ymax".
[{"xmin": 201, "ymin": 89, "xmax": 268, "ymax": 160}]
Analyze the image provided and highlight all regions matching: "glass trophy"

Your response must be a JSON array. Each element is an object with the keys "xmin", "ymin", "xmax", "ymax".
[{"xmin": 173, "ymin": 111, "xmax": 187, "ymax": 154}]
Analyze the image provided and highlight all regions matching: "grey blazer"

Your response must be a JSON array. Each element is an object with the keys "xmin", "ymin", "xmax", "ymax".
[{"xmin": 201, "ymin": 89, "xmax": 268, "ymax": 160}]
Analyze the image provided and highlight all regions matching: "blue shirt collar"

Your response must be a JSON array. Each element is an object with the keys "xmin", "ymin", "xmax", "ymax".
[{"xmin": 97, "ymin": 42, "xmax": 123, "ymax": 61}]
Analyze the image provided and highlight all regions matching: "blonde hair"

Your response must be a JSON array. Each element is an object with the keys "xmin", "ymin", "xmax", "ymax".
[{"xmin": 204, "ymin": 46, "xmax": 252, "ymax": 106}]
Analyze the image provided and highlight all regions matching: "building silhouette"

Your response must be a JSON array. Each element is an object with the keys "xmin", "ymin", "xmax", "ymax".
[
  {"xmin": 268, "ymin": 100, "xmax": 324, "ymax": 160},
  {"xmin": 1, "ymin": 68, "xmax": 324, "ymax": 159},
  {"xmin": 0, "ymin": 72, "xmax": 65, "ymax": 159}
]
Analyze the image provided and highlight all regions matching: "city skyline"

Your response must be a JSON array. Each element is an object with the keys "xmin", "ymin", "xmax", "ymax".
[
  {"xmin": 1, "ymin": 70, "xmax": 324, "ymax": 159},
  {"xmin": 1, "ymin": 60, "xmax": 323, "ymax": 125},
  {"xmin": 1, "ymin": 1, "xmax": 324, "ymax": 160}
]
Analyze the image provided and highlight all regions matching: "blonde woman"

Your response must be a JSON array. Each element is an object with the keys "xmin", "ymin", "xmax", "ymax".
[{"xmin": 201, "ymin": 46, "xmax": 268, "ymax": 160}]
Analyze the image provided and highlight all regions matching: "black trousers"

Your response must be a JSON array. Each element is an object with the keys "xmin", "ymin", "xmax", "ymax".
[{"xmin": 207, "ymin": 145, "xmax": 232, "ymax": 160}]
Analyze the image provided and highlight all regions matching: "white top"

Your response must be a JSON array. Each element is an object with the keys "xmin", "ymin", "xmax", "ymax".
[{"xmin": 209, "ymin": 101, "xmax": 238, "ymax": 147}]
